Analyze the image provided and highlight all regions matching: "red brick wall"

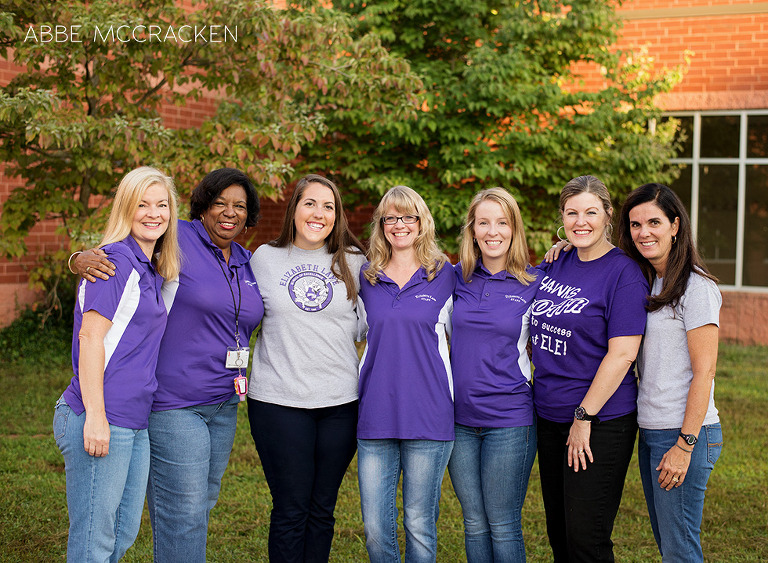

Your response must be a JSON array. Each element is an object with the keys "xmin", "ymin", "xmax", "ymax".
[{"xmin": 3, "ymin": 1, "xmax": 768, "ymax": 341}]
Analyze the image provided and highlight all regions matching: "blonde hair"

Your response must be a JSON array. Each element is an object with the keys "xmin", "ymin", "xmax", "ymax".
[
  {"xmin": 364, "ymin": 185, "xmax": 448, "ymax": 285},
  {"xmin": 100, "ymin": 166, "xmax": 181, "ymax": 281},
  {"xmin": 459, "ymin": 187, "xmax": 536, "ymax": 285}
]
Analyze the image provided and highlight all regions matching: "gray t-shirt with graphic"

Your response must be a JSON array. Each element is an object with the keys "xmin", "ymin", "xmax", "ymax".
[{"xmin": 247, "ymin": 243, "xmax": 367, "ymax": 408}]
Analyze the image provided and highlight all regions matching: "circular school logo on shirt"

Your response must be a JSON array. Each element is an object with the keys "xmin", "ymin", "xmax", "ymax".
[{"xmin": 288, "ymin": 271, "xmax": 333, "ymax": 312}]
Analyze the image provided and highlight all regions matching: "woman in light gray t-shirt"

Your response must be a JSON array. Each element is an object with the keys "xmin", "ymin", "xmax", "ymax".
[
  {"xmin": 619, "ymin": 182, "xmax": 722, "ymax": 563},
  {"xmin": 246, "ymin": 174, "xmax": 367, "ymax": 562}
]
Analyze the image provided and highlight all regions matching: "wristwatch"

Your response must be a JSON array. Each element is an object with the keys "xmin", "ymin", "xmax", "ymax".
[
  {"xmin": 574, "ymin": 406, "xmax": 600, "ymax": 422},
  {"xmin": 679, "ymin": 431, "xmax": 698, "ymax": 446}
]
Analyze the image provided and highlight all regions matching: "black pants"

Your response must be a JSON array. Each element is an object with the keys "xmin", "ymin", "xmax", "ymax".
[
  {"xmin": 537, "ymin": 413, "xmax": 637, "ymax": 563},
  {"xmin": 248, "ymin": 399, "xmax": 358, "ymax": 563}
]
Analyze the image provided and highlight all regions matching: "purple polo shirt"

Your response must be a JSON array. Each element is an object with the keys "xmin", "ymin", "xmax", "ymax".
[
  {"xmin": 451, "ymin": 261, "xmax": 542, "ymax": 428},
  {"xmin": 357, "ymin": 263, "xmax": 456, "ymax": 441},
  {"xmin": 531, "ymin": 247, "xmax": 648, "ymax": 423},
  {"xmin": 64, "ymin": 236, "xmax": 166, "ymax": 429},
  {"xmin": 152, "ymin": 220, "xmax": 264, "ymax": 410}
]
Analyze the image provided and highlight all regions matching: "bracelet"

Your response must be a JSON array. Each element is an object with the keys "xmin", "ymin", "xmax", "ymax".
[
  {"xmin": 67, "ymin": 251, "xmax": 82, "ymax": 275},
  {"xmin": 675, "ymin": 443, "xmax": 692, "ymax": 454}
]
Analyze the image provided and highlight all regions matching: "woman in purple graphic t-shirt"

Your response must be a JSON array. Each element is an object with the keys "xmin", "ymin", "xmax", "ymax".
[{"xmin": 531, "ymin": 175, "xmax": 648, "ymax": 563}]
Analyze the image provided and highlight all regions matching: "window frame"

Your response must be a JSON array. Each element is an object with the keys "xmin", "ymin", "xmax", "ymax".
[{"xmin": 667, "ymin": 109, "xmax": 768, "ymax": 292}]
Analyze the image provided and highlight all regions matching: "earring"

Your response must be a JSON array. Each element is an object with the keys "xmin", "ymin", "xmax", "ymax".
[
  {"xmin": 244, "ymin": 226, "xmax": 248, "ymax": 235},
  {"xmin": 672, "ymin": 235, "xmax": 677, "ymax": 244},
  {"xmin": 557, "ymin": 225, "xmax": 569, "ymax": 242}
]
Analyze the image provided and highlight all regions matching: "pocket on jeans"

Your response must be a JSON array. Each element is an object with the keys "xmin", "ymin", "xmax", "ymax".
[
  {"xmin": 53, "ymin": 396, "xmax": 69, "ymax": 442},
  {"xmin": 705, "ymin": 423, "xmax": 723, "ymax": 466}
]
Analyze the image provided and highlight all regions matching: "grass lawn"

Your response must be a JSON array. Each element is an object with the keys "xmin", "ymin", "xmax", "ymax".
[{"xmin": 1, "ymin": 343, "xmax": 766, "ymax": 562}]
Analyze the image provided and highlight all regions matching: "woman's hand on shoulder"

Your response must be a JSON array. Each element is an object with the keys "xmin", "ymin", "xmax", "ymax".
[
  {"xmin": 74, "ymin": 248, "xmax": 116, "ymax": 282},
  {"xmin": 543, "ymin": 240, "xmax": 572, "ymax": 263}
]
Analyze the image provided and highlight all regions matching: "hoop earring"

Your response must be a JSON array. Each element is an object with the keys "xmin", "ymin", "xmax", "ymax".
[
  {"xmin": 672, "ymin": 235, "xmax": 677, "ymax": 244},
  {"xmin": 605, "ymin": 223, "xmax": 614, "ymax": 241},
  {"xmin": 244, "ymin": 226, "xmax": 248, "ymax": 235},
  {"xmin": 557, "ymin": 225, "xmax": 568, "ymax": 242}
]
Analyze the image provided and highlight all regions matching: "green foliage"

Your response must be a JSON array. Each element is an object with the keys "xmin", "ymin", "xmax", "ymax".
[
  {"xmin": 316, "ymin": 0, "xmax": 686, "ymax": 253},
  {"xmin": 0, "ymin": 0, "xmax": 420, "ymax": 274},
  {"xmin": 0, "ymin": 278, "xmax": 74, "ymax": 365}
]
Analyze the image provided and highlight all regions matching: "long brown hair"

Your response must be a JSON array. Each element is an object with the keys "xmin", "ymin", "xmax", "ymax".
[
  {"xmin": 271, "ymin": 174, "xmax": 365, "ymax": 300},
  {"xmin": 618, "ymin": 183, "xmax": 717, "ymax": 311}
]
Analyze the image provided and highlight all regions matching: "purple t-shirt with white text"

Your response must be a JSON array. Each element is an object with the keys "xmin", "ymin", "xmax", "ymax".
[
  {"xmin": 64, "ymin": 237, "xmax": 166, "ymax": 429},
  {"xmin": 152, "ymin": 220, "xmax": 264, "ymax": 410},
  {"xmin": 531, "ymin": 247, "xmax": 648, "ymax": 423},
  {"xmin": 451, "ymin": 261, "xmax": 541, "ymax": 427},
  {"xmin": 357, "ymin": 263, "xmax": 455, "ymax": 440}
]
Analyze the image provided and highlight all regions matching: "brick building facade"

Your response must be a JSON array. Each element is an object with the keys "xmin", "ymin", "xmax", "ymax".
[{"xmin": 2, "ymin": 0, "xmax": 767, "ymax": 343}]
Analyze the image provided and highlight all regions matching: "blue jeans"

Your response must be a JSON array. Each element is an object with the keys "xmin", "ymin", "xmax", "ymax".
[
  {"xmin": 248, "ymin": 399, "xmax": 358, "ymax": 563},
  {"xmin": 638, "ymin": 424, "xmax": 723, "ymax": 563},
  {"xmin": 146, "ymin": 394, "xmax": 239, "ymax": 563},
  {"xmin": 447, "ymin": 424, "xmax": 537, "ymax": 563},
  {"xmin": 358, "ymin": 439, "xmax": 454, "ymax": 563},
  {"xmin": 53, "ymin": 396, "xmax": 149, "ymax": 563}
]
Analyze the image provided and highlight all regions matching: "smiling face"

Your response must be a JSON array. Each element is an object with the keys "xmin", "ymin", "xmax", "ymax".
[
  {"xmin": 293, "ymin": 182, "xmax": 336, "ymax": 250},
  {"xmin": 629, "ymin": 200, "xmax": 680, "ymax": 277},
  {"xmin": 382, "ymin": 205, "xmax": 420, "ymax": 252},
  {"xmin": 201, "ymin": 184, "xmax": 248, "ymax": 251},
  {"xmin": 562, "ymin": 191, "xmax": 613, "ymax": 259},
  {"xmin": 131, "ymin": 182, "xmax": 171, "ymax": 258},
  {"xmin": 473, "ymin": 200, "xmax": 512, "ymax": 274}
]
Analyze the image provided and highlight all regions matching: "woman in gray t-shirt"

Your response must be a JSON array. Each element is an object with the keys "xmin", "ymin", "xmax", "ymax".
[{"xmin": 619, "ymin": 182, "xmax": 722, "ymax": 563}]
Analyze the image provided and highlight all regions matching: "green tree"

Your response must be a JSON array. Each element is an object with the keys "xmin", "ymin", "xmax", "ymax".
[
  {"xmin": 0, "ymin": 0, "xmax": 420, "ymax": 297},
  {"xmin": 313, "ymin": 0, "xmax": 684, "ymax": 251}
]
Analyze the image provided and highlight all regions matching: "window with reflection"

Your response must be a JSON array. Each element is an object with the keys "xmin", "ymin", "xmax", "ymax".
[
  {"xmin": 698, "ymin": 165, "xmax": 737, "ymax": 285},
  {"xmin": 744, "ymin": 165, "xmax": 768, "ymax": 287},
  {"xmin": 700, "ymin": 115, "xmax": 740, "ymax": 158}
]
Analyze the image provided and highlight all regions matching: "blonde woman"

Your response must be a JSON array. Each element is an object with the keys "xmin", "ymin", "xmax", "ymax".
[
  {"xmin": 357, "ymin": 185, "xmax": 455, "ymax": 563},
  {"xmin": 448, "ymin": 188, "xmax": 540, "ymax": 562},
  {"xmin": 54, "ymin": 167, "xmax": 180, "ymax": 562}
]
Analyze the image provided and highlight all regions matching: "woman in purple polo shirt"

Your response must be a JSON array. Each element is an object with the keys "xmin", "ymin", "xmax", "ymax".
[
  {"xmin": 72, "ymin": 168, "xmax": 264, "ymax": 562},
  {"xmin": 357, "ymin": 185, "xmax": 455, "ymax": 563},
  {"xmin": 531, "ymin": 175, "xmax": 648, "ymax": 562},
  {"xmin": 54, "ymin": 167, "xmax": 181, "ymax": 562},
  {"xmin": 448, "ymin": 187, "xmax": 541, "ymax": 562}
]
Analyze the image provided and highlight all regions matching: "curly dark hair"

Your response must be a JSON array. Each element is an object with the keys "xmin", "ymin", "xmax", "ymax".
[{"xmin": 190, "ymin": 168, "xmax": 260, "ymax": 227}]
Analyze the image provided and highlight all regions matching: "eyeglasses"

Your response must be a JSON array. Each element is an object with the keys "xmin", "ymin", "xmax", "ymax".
[{"xmin": 381, "ymin": 215, "xmax": 419, "ymax": 225}]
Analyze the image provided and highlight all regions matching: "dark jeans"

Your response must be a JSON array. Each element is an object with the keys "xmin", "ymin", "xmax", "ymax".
[
  {"xmin": 537, "ymin": 412, "xmax": 637, "ymax": 563},
  {"xmin": 248, "ymin": 399, "xmax": 358, "ymax": 563}
]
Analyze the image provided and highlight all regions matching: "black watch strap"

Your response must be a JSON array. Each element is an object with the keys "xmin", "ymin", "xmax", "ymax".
[
  {"xmin": 679, "ymin": 431, "xmax": 698, "ymax": 446},
  {"xmin": 574, "ymin": 406, "xmax": 600, "ymax": 422}
]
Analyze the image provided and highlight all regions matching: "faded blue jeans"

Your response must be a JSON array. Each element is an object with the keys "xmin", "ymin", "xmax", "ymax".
[
  {"xmin": 358, "ymin": 439, "xmax": 454, "ymax": 563},
  {"xmin": 638, "ymin": 424, "xmax": 723, "ymax": 563},
  {"xmin": 53, "ymin": 396, "xmax": 149, "ymax": 563},
  {"xmin": 146, "ymin": 394, "xmax": 239, "ymax": 563},
  {"xmin": 448, "ymin": 423, "xmax": 537, "ymax": 563}
]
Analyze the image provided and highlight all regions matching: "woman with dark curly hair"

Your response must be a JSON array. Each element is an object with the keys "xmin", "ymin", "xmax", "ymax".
[{"xmin": 73, "ymin": 168, "xmax": 264, "ymax": 562}]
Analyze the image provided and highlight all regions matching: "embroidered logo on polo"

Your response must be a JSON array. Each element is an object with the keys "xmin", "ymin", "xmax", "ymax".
[
  {"xmin": 287, "ymin": 271, "xmax": 334, "ymax": 312},
  {"xmin": 414, "ymin": 294, "xmax": 436, "ymax": 302}
]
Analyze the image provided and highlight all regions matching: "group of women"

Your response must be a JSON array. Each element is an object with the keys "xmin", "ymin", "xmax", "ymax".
[{"xmin": 55, "ymin": 165, "xmax": 722, "ymax": 563}]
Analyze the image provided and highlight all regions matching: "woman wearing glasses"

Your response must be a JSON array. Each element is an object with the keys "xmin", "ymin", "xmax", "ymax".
[{"xmin": 357, "ymin": 185, "xmax": 455, "ymax": 563}]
